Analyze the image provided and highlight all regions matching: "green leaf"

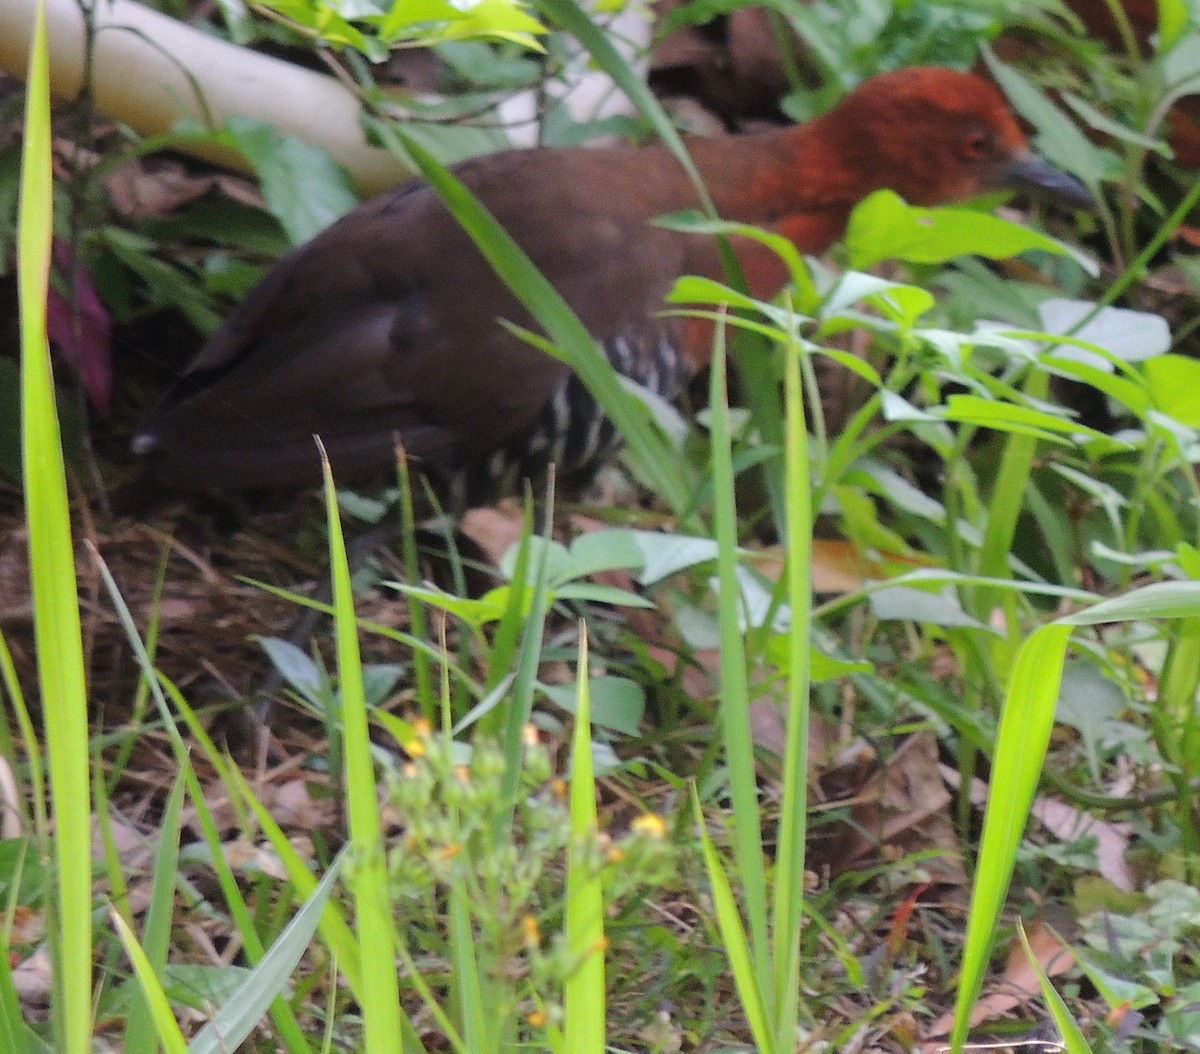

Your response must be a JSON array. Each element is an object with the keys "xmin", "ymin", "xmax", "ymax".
[
  {"xmin": 845, "ymin": 190, "xmax": 1084, "ymax": 270},
  {"xmin": 1061, "ymin": 91, "xmax": 1171, "ymax": 153},
  {"xmin": 389, "ymin": 582, "xmax": 512, "ymax": 629},
  {"xmin": 691, "ymin": 786, "xmax": 773, "ymax": 1054},
  {"xmin": 1143, "ymin": 355, "xmax": 1200, "ymax": 426},
  {"xmin": 982, "ymin": 50, "xmax": 1117, "ymax": 185},
  {"xmin": 565, "ymin": 529, "xmax": 649, "ymax": 579},
  {"xmin": 868, "ymin": 584, "xmax": 988, "ymax": 629},
  {"xmin": 187, "ymin": 863, "xmax": 343, "ymax": 1054},
  {"xmin": 218, "ymin": 116, "xmax": 358, "ymax": 244},
  {"xmin": 111, "ymin": 912, "xmax": 188, "ymax": 1054},
  {"xmin": 764, "ymin": 635, "xmax": 871, "ymax": 681},
  {"xmin": 1157, "ymin": 0, "xmax": 1189, "ymax": 52},
  {"xmin": 380, "ymin": 0, "xmax": 545, "ymax": 48},
  {"xmin": 1016, "ymin": 921, "xmax": 1096, "ymax": 1054},
  {"xmin": 18, "ymin": 8, "xmax": 94, "ymax": 1051},
  {"xmin": 1038, "ymin": 299, "xmax": 1171, "ymax": 364},
  {"xmin": 542, "ymin": 675, "xmax": 645, "ymax": 735},
  {"xmin": 553, "ymin": 582, "xmax": 655, "ymax": 608},
  {"xmin": 940, "ymin": 394, "xmax": 1117, "ymax": 446}
]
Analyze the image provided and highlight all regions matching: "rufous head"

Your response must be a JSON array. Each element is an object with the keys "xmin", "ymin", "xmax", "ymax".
[{"xmin": 821, "ymin": 67, "xmax": 1094, "ymax": 209}]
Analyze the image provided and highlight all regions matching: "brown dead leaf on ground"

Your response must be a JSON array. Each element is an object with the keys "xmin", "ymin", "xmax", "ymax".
[
  {"xmin": 811, "ymin": 731, "xmax": 964, "ymax": 884},
  {"xmin": 924, "ymin": 917, "xmax": 1076, "ymax": 1043},
  {"xmin": 105, "ymin": 159, "xmax": 264, "ymax": 220},
  {"xmin": 1032, "ymin": 795, "xmax": 1133, "ymax": 892},
  {"xmin": 751, "ymin": 538, "xmax": 932, "ymax": 596},
  {"xmin": 459, "ymin": 503, "xmax": 526, "ymax": 567}
]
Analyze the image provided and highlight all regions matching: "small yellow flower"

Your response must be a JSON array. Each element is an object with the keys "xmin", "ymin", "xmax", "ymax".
[
  {"xmin": 631, "ymin": 813, "xmax": 667, "ymax": 838},
  {"xmin": 521, "ymin": 914, "xmax": 541, "ymax": 947},
  {"xmin": 439, "ymin": 843, "xmax": 462, "ymax": 860},
  {"xmin": 526, "ymin": 1010, "xmax": 546, "ymax": 1028}
]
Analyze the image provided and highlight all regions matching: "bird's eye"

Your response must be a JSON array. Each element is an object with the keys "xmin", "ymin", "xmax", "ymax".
[{"xmin": 963, "ymin": 130, "xmax": 991, "ymax": 159}]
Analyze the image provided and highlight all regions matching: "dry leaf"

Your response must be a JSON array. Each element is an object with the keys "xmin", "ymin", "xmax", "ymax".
[{"xmin": 925, "ymin": 918, "xmax": 1075, "ymax": 1040}]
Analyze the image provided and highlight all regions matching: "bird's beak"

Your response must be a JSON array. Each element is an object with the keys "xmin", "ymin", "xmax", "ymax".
[{"xmin": 998, "ymin": 151, "xmax": 1096, "ymax": 209}]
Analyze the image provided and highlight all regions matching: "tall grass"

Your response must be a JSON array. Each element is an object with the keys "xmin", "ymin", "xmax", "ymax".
[{"xmin": 13, "ymin": 3, "xmax": 93, "ymax": 1050}]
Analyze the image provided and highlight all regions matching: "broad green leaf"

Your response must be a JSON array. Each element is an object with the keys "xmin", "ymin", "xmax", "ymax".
[
  {"xmin": 1164, "ymin": 35, "xmax": 1200, "ymax": 92},
  {"xmin": 845, "ymin": 190, "xmax": 1085, "ymax": 270},
  {"xmin": 381, "ymin": 0, "xmax": 545, "ymax": 47},
  {"xmin": 218, "ymin": 116, "xmax": 358, "ymax": 244},
  {"xmin": 868, "ymin": 584, "xmax": 988, "ymax": 629},
  {"xmin": 1143, "ymin": 354, "xmax": 1200, "ymax": 426},
  {"xmin": 940, "ymin": 394, "xmax": 1115, "ymax": 445},
  {"xmin": 1038, "ymin": 299, "xmax": 1171, "ymax": 365},
  {"xmin": 565, "ymin": 529, "xmax": 649, "ymax": 579},
  {"xmin": 542, "ymin": 675, "xmax": 645, "ymax": 735}
]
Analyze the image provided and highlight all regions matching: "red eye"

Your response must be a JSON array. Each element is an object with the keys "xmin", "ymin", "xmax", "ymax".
[{"xmin": 964, "ymin": 130, "xmax": 990, "ymax": 159}]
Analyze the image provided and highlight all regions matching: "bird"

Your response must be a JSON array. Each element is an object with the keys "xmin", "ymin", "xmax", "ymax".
[{"xmin": 132, "ymin": 66, "xmax": 1093, "ymax": 510}]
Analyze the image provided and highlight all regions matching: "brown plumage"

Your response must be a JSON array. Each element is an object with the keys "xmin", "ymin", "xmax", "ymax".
[{"xmin": 133, "ymin": 67, "xmax": 1091, "ymax": 506}]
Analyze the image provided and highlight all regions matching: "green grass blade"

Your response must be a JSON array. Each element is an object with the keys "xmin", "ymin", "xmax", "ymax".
[
  {"xmin": 448, "ymin": 884, "xmax": 490, "ymax": 1054},
  {"xmin": 1016, "ymin": 921, "xmax": 1095, "ymax": 1054},
  {"xmin": 121, "ymin": 767, "xmax": 186, "ymax": 1054},
  {"xmin": 17, "ymin": 3, "xmax": 93, "ymax": 1049},
  {"xmin": 974, "ymin": 369, "xmax": 1049, "ymax": 636},
  {"xmin": 111, "ymin": 910, "xmax": 189, "ymax": 1054},
  {"xmin": 950, "ymin": 622, "xmax": 1071, "ymax": 1053},
  {"xmin": 706, "ymin": 322, "xmax": 770, "ymax": 993},
  {"xmin": 319, "ymin": 441, "xmax": 404, "ymax": 1051},
  {"xmin": 771, "ymin": 329, "xmax": 812, "ymax": 1045},
  {"xmin": 691, "ymin": 784, "xmax": 773, "ymax": 1054},
  {"xmin": 93, "ymin": 552, "xmax": 319, "ymax": 1051},
  {"xmin": 0, "ymin": 884, "xmax": 45, "ymax": 1054},
  {"xmin": 564, "ymin": 625, "xmax": 605, "ymax": 1054},
  {"xmin": 951, "ymin": 579, "xmax": 1200, "ymax": 1051},
  {"xmin": 187, "ymin": 863, "xmax": 341, "ymax": 1054},
  {"xmin": 496, "ymin": 488, "xmax": 554, "ymax": 837},
  {"xmin": 395, "ymin": 447, "xmax": 434, "ymax": 715},
  {"xmin": 227, "ymin": 765, "xmax": 364, "ymax": 997},
  {"xmin": 0, "ymin": 632, "xmax": 42, "ymax": 833}
]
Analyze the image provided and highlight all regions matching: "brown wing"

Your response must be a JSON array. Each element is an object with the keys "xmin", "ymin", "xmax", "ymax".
[{"xmin": 136, "ymin": 146, "xmax": 698, "ymax": 491}]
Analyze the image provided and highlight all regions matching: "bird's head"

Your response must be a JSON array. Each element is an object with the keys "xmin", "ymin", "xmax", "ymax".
[{"xmin": 820, "ymin": 67, "xmax": 1095, "ymax": 210}]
